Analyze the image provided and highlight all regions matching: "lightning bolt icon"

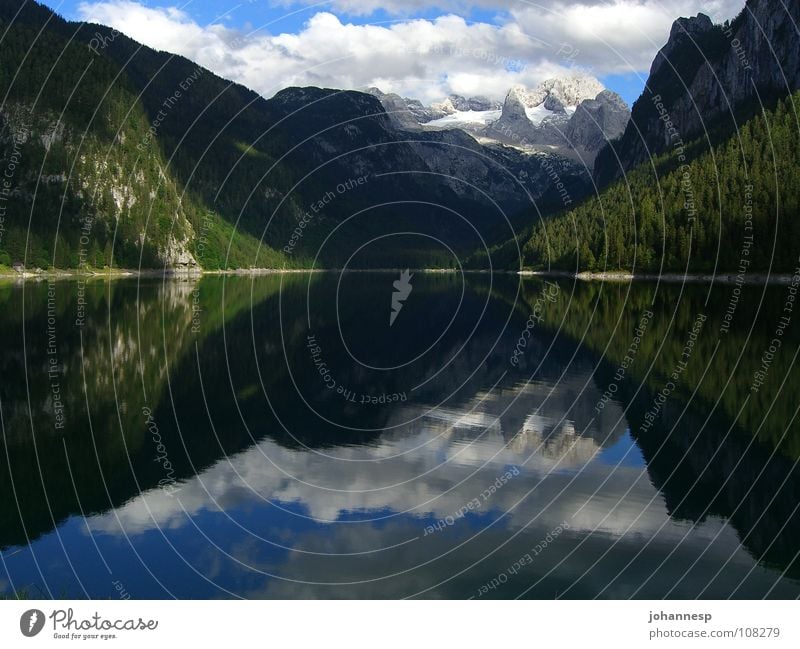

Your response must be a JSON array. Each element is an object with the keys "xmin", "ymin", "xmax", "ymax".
[
  {"xmin": 390, "ymin": 269, "xmax": 413, "ymax": 327},
  {"xmin": 28, "ymin": 611, "xmax": 38, "ymax": 633}
]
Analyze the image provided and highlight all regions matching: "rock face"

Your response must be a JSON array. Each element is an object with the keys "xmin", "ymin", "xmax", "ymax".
[
  {"xmin": 266, "ymin": 86, "xmax": 592, "ymax": 244},
  {"xmin": 364, "ymin": 88, "xmax": 501, "ymax": 130},
  {"xmin": 514, "ymin": 76, "xmax": 606, "ymax": 109},
  {"xmin": 363, "ymin": 88, "xmax": 442, "ymax": 128},
  {"xmin": 0, "ymin": 102, "xmax": 197, "ymax": 269},
  {"xmin": 433, "ymin": 94, "xmax": 501, "ymax": 113},
  {"xmin": 564, "ymin": 90, "xmax": 631, "ymax": 159},
  {"xmin": 594, "ymin": 0, "xmax": 800, "ymax": 185},
  {"xmin": 649, "ymin": 13, "xmax": 715, "ymax": 78},
  {"xmin": 164, "ymin": 238, "xmax": 199, "ymax": 270},
  {"xmin": 487, "ymin": 75, "xmax": 630, "ymax": 164},
  {"xmin": 492, "ymin": 85, "xmax": 533, "ymax": 131}
]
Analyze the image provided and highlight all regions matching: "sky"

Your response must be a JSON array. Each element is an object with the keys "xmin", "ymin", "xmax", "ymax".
[{"xmin": 40, "ymin": 0, "xmax": 746, "ymax": 107}]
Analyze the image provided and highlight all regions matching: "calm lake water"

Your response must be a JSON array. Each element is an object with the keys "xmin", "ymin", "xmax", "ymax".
[{"xmin": 1, "ymin": 272, "xmax": 798, "ymax": 599}]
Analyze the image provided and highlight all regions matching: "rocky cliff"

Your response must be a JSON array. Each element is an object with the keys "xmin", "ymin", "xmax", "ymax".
[
  {"xmin": 265, "ymin": 86, "xmax": 592, "ymax": 252},
  {"xmin": 594, "ymin": 0, "xmax": 800, "ymax": 185},
  {"xmin": 368, "ymin": 75, "xmax": 630, "ymax": 167},
  {"xmin": 485, "ymin": 76, "xmax": 630, "ymax": 164}
]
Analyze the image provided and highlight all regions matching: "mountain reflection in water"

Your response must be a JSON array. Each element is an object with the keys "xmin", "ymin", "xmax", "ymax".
[{"xmin": 0, "ymin": 273, "xmax": 798, "ymax": 598}]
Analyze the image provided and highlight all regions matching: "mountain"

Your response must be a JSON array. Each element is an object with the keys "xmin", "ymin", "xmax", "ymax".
[
  {"xmin": 5, "ymin": 0, "xmax": 792, "ymax": 275},
  {"xmin": 363, "ymin": 87, "xmax": 446, "ymax": 129},
  {"xmin": 492, "ymin": 75, "xmax": 605, "ymax": 137},
  {"xmin": 513, "ymin": 0, "xmax": 800, "ymax": 274},
  {"xmin": 485, "ymin": 76, "xmax": 630, "ymax": 163},
  {"xmin": 369, "ymin": 75, "xmax": 631, "ymax": 165},
  {"xmin": 595, "ymin": 0, "xmax": 800, "ymax": 185},
  {"xmin": 425, "ymin": 94, "xmax": 503, "ymax": 131},
  {"xmin": 0, "ymin": 0, "xmax": 593, "ymax": 271},
  {"xmin": 523, "ymin": 91, "xmax": 800, "ymax": 272},
  {"xmin": 433, "ymin": 94, "xmax": 501, "ymax": 113},
  {"xmin": 364, "ymin": 88, "xmax": 502, "ymax": 131},
  {"xmin": 0, "ymin": 0, "xmax": 292, "ymax": 270},
  {"xmin": 562, "ymin": 90, "xmax": 632, "ymax": 159},
  {"xmin": 258, "ymin": 86, "xmax": 593, "ymax": 260}
]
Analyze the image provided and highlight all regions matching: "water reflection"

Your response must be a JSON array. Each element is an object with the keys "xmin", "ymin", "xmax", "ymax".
[{"xmin": 0, "ymin": 273, "xmax": 798, "ymax": 598}]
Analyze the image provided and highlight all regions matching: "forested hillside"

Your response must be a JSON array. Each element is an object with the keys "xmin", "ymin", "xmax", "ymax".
[
  {"xmin": 0, "ymin": 2, "xmax": 285, "ymax": 270},
  {"xmin": 522, "ymin": 92, "xmax": 800, "ymax": 273},
  {"xmin": 1, "ymin": 0, "xmax": 588, "ymax": 271}
]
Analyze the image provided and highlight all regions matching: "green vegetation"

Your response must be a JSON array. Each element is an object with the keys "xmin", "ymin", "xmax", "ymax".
[
  {"xmin": 0, "ymin": 12, "xmax": 181, "ymax": 268},
  {"xmin": 0, "ymin": 273, "xmax": 300, "ymax": 548},
  {"xmin": 516, "ymin": 278, "xmax": 800, "ymax": 459},
  {"xmin": 190, "ymin": 211, "xmax": 304, "ymax": 270},
  {"xmin": 2, "ymin": 1, "xmax": 799, "ymax": 274},
  {"xmin": 0, "ymin": 3, "xmax": 294, "ymax": 271},
  {"xmin": 522, "ymin": 92, "xmax": 800, "ymax": 273}
]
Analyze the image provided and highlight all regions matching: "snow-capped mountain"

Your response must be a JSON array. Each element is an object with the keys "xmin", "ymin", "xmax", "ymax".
[
  {"xmin": 426, "ymin": 107, "xmax": 502, "ymax": 130},
  {"xmin": 364, "ymin": 88, "xmax": 502, "ymax": 130},
  {"xmin": 505, "ymin": 75, "xmax": 605, "ymax": 121},
  {"xmin": 426, "ymin": 94, "xmax": 502, "ymax": 129},
  {"xmin": 367, "ymin": 74, "xmax": 630, "ymax": 166},
  {"xmin": 431, "ymin": 94, "xmax": 502, "ymax": 114},
  {"xmin": 485, "ymin": 75, "xmax": 629, "ymax": 162}
]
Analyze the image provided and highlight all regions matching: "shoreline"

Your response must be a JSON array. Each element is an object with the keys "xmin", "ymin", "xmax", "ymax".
[
  {"xmin": 0, "ymin": 267, "xmax": 462, "ymax": 281},
  {"xmin": 519, "ymin": 270, "xmax": 799, "ymax": 285},
  {"xmin": 1, "ymin": 266, "xmax": 796, "ymax": 285},
  {"xmin": 0, "ymin": 267, "xmax": 314, "ymax": 282}
]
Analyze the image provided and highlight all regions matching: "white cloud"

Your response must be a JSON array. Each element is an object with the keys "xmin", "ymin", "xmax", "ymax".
[
  {"xmin": 86, "ymin": 375, "xmax": 639, "ymax": 534},
  {"xmin": 278, "ymin": 0, "xmax": 742, "ymax": 20},
  {"xmin": 77, "ymin": 0, "xmax": 745, "ymax": 104},
  {"xmin": 510, "ymin": 0, "xmax": 744, "ymax": 73}
]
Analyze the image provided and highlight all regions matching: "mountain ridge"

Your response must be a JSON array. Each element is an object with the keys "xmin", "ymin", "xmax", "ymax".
[
  {"xmin": 0, "ymin": 0, "xmax": 593, "ymax": 270},
  {"xmin": 595, "ymin": 0, "xmax": 800, "ymax": 185},
  {"xmin": 366, "ymin": 74, "xmax": 631, "ymax": 165},
  {"xmin": 469, "ymin": 0, "xmax": 800, "ymax": 274}
]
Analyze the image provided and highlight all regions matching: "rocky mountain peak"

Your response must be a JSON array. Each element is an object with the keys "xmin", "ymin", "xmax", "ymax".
[
  {"xmin": 595, "ymin": 0, "xmax": 800, "ymax": 185},
  {"xmin": 517, "ymin": 75, "xmax": 606, "ymax": 109},
  {"xmin": 431, "ymin": 94, "xmax": 502, "ymax": 114},
  {"xmin": 500, "ymin": 85, "xmax": 531, "ymax": 122},
  {"xmin": 650, "ymin": 12, "xmax": 714, "ymax": 77},
  {"xmin": 565, "ymin": 89, "xmax": 631, "ymax": 157},
  {"xmin": 543, "ymin": 93, "xmax": 567, "ymax": 114},
  {"xmin": 670, "ymin": 12, "xmax": 713, "ymax": 38},
  {"xmin": 431, "ymin": 96, "xmax": 457, "ymax": 114},
  {"xmin": 364, "ymin": 73, "xmax": 628, "ymax": 167},
  {"xmin": 486, "ymin": 74, "xmax": 628, "ymax": 162}
]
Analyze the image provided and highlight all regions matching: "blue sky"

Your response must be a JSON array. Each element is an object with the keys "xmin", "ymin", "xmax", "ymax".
[
  {"xmin": 49, "ymin": 0, "xmax": 512, "ymax": 33},
  {"xmin": 39, "ymin": 0, "xmax": 743, "ymax": 107}
]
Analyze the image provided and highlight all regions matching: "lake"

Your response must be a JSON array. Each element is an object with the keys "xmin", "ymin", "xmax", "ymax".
[{"xmin": 1, "ymin": 272, "xmax": 798, "ymax": 599}]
